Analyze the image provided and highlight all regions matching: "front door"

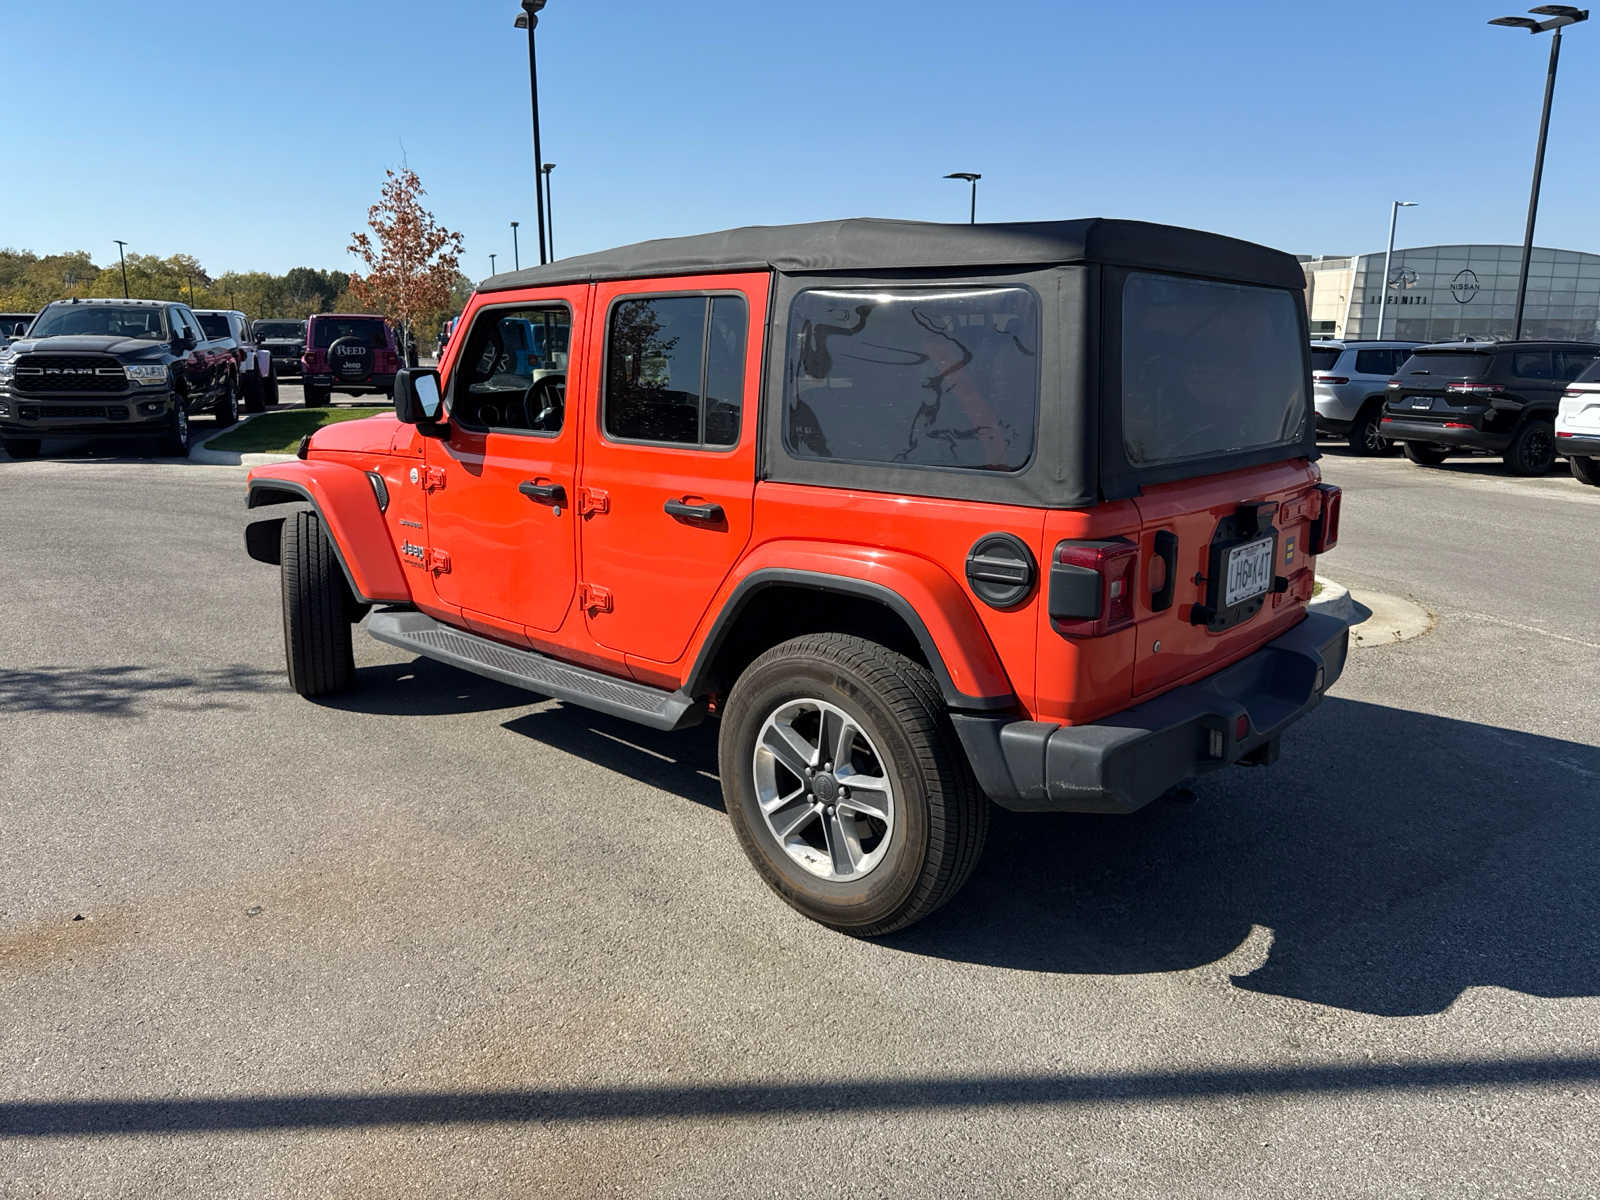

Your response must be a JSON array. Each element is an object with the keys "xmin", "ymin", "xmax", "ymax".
[
  {"xmin": 423, "ymin": 290, "xmax": 587, "ymax": 642},
  {"xmin": 577, "ymin": 273, "xmax": 769, "ymax": 668}
]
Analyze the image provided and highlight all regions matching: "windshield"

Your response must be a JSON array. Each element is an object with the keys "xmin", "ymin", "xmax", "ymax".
[
  {"xmin": 1309, "ymin": 348, "xmax": 1342, "ymax": 372},
  {"xmin": 255, "ymin": 321, "xmax": 305, "ymax": 340},
  {"xmin": 1121, "ymin": 273, "xmax": 1306, "ymax": 466},
  {"xmin": 1398, "ymin": 352, "xmax": 1490, "ymax": 380},
  {"xmin": 311, "ymin": 318, "xmax": 387, "ymax": 349},
  {"xmin": 196, "ymin": 314, "xmax": 232, "ymax": 339},
  {"xmin": 28, "ymin": 305, "xmax": 168, "ymax": 341}
]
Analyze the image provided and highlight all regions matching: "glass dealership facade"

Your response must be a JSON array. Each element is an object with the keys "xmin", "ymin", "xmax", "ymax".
[{"xmin": 1303, "ymin": 245, "xmax": 1600, "ymax": 342}]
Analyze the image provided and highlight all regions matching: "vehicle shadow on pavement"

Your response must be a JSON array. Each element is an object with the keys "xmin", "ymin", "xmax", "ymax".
[
  {"xmin": 501, "ymin": 708, "xmax": 724, "ymax": 811},
  {"xmin": 884, "ymin": 696, "xmax": 1600, "ymax": 1017},
  {"xmin": 314, "ymin": 659, "xmax": 539, "ymax": 718},
  {"xmin": 0, "ymin": 664, "xmax": 280, "ymax": 717}
]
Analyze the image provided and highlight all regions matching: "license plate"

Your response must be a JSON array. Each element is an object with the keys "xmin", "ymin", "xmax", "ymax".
[
  {"xmin": 1224, "ymin": 537, "xmax": 1274, "ymax": 608},
  {"xmin": 1412, "ymin": 400, "xmax": 1431, "ymax": 410}
]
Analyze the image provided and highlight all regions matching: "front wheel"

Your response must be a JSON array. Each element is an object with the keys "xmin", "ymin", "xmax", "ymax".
[
  {"xmin": 157, "ymin": 402, "xmax": 192, "ymax": 457},
  {"xmin": 1570, "ymin": 455, "xmax": 1600, "ymax": 487},
  {"xmin": 215, "ymin": 376, "xmax": 239, "ymax": 427},
  {"xmin": 1402, "ymin": 442, "xmax": 1449, "ymax": 467},
  {"xmin": 718, "ymin": 633, "xmax": 989, "ymax": 936},
  {"xmin": 280, "ymin": 509, "xmax": 355, "ymax": 697},
  {"xmin": 1503, "ymin": 419, "xmax": 1555, "ymax": 476}
]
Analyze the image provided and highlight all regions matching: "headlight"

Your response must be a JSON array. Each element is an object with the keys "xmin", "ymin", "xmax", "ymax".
[
  {"xmin": 0, "ymin": 358, "xmax": 14, "ymax": 383},
  {"xmin": 125, "ymin": 364, "xmax": 168, "ymax": 386}
]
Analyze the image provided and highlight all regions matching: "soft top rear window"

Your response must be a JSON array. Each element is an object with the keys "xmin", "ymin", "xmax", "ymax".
[
  {"xmin": 1121, "ymin": 273, "xmax": 1306, "ymax": 466},
  {"xmin": 1309, "ymin": 347, "xmax": 1342, "ymax": 371},
  {"xmin": 311, "ymin": 318, "xmax": 387, "ymax": 349},
  {"xmin": 1399, "ymin": 352, "xmax": 1490, "ymax": 380}
]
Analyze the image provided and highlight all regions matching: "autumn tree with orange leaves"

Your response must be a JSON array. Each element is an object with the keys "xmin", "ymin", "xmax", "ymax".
[{"xmin": 347, "ymin": 167, "xmax": 465, "ymax": 345}]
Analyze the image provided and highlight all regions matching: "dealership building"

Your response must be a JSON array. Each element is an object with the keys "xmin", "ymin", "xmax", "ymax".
[{"xmin": 1302, "ymin": 244, "xmax": 1600, "ymax": 342}]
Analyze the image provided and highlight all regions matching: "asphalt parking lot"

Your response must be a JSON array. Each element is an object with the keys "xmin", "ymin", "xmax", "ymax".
[{"xmin": 2, "ymin": 441, "xmax": 1598, "ymax": 1197}]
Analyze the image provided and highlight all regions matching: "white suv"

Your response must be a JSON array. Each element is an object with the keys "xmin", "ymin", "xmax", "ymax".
[
  {"xmin": 1556, "ymin": 357, "xmax": 1600, "ymax": 486},
  {"xmin": 1310, "ymin": 341, "xmax": 1421, "ymax": 455}
]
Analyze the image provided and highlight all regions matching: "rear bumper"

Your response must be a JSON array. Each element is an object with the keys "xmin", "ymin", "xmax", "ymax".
[
  {"xmin": 952, "ymin": 612, "xmax": 1349, "ymax": 814},
  {"xmin": 305, "ymin": 373, "xmax": 394, "ymax": 394},
  {"xmin": 1378, "ymin": 417, "xmax": 1510, "ymax": 453},
  {"xmin": 1554, "ymin": 432, "xmax": 1600, "ymax": 458}
]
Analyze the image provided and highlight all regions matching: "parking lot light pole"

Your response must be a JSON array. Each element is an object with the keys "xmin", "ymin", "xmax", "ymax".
[
  {"xmin": 511, "ymin": 221, "xmax": 521, "ymax": 271},
  {"xmin": 489, "ymin": 253, "xmax": 498, "ymax": 277},
  {"xmin": 114, "ymin": 240, "xmax": 129, "ymax": 299},
  {"xmin": 1489, "ymin": 5, "xmax": 1589, "ymax": 338},
  {"xmin": 1375, "ymin": 201, "xmax": 1418, "ymax": 340},
  {"xmin": 514, "ymin": 1, "xmax": 550, "ymax": 266},
  {"xmin": 944, "ymin": 172, "xmax": 981, "ymax": 224},
  {"xmin": 542, "ymin": 163, "xmax": 556, "ymax": 260}
]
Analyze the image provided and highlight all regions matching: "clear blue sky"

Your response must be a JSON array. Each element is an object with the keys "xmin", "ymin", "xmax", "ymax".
[{"xmin": 4, "ymin": 0, "xmax": 1597, "ymax": 280}]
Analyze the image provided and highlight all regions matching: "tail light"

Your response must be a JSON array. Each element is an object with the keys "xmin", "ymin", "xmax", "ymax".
[
  {"xmin": 1309, "ymin": 484, "xmax": 1341, "ymax": 556},
  {"xmin": 303, "ymin": 349, "xmax": 323, "ymax": 370},
  {"xmin": 1313, "ymin": 374, "xmax": 1349, "ymax": 385},
  {"xmin": 1048, "ymin": 538, "xmax": 1138, "ymax": 637}
]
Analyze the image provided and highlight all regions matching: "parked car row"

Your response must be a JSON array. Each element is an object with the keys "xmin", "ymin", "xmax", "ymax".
[{"xmin": 1313, "ymin": 336, "xmax": 1600, "ymax": 486}]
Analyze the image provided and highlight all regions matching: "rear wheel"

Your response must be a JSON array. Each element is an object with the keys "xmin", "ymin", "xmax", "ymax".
[
  {"xmin": 2, "ymin": 438, "xmax": 41, "ymax": 459},
  {"xmin": 264, "ymin": 371, "xmax": 280, "ymax": 407},
  {"xmin": 242, "ymin": 370, "xmax": 265, "ymax": 414},
  {"xmin": 280, "ymin": 509, "xmax": 355, "ymax": 697},
  {"xmin": 303, "ymin": 383, "xmax": 329, "ymax": 408},
  {"xmin": 1569, "ymin": 455, "xmax": 1600, "ymax": 487},
  {"xmin": 1348, "ymin": 404, "xmax": 1392, "ymax": 456},
  {"xmin": 1503, "ymin": 418, "xmax": 1555, "ymax": 476},
  {"xmin": 718, "ymin": 633, "xmax": 989, "ymax": 936},
  {"xmin": 1402, "ymin": 442, "xmax": 1449, "ymax": 467}
]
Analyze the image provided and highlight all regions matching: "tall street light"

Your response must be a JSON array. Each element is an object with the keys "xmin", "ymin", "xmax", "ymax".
[
  {"xmin": 511, "ymin": 220, "xmax": 521, "ymax": 271},
  {"xmin": 514, "ymin": 1, "xmax": 550, "ymax": 266},
  {"xmin": 944, "ymin": 172, "xmax": 981, "ymax": 224},
  {"xmin": 1489, "ymin": 4, "xmax": 1588, "ymax": 338},
  {"xmin": 542, "ymin": 163, "xmax": 556, "ymax": 260},
  {"xmin": 114, "ymin": 240, "xmax": 129, "ymax": 298},
  {"xmin": 1375, "ymin": 201, "xmax": 1419, "ymax": 340}
]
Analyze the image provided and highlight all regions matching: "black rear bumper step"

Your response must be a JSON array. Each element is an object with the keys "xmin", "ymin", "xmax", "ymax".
[{"xmin": 365, "ymin": 608, "xmax": 703, "ymax": 730}]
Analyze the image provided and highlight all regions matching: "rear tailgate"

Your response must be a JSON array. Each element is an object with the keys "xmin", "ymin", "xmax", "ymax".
[
  {"xmin": 1127, "ymin": 460, "xmax": 1323, "ymax": 699},
  {"xmin": 1384, "ymin": 349, "xmax": 1495, "ymax": 428}
]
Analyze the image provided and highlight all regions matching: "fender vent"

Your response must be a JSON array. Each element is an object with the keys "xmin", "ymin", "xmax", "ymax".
[{"xmin": 965, "ymin": 533, "xmax": 1036, "ymax": 610}]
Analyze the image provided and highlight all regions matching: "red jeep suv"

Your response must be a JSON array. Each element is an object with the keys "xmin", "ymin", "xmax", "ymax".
[{"xmin": 245, "ymin": 218, "xmax": 1346, "ymax": 934}]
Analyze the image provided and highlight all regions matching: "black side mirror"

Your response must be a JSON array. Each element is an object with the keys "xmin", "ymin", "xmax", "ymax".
[{"xmin": 394, "ymin": 367, "xmax": 446, "ymax": 432}]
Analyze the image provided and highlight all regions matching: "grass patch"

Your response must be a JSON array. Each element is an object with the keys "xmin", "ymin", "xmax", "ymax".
[
  {"xmin": 1312, "ymin": 580, "xmax": 1324, "ymax": 598},
  {"xmin": 205, "ymin": 408, "xmax": 387, "ymax": 454}
]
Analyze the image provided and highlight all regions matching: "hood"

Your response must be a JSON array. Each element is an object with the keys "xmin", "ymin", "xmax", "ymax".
[
  {"xmin": 8, "ymin": 334, "xmax": 168, "ymax": 356},
  {"xmin": 307, "ymin": 411, "xmax": 401, "ymax": 454}
]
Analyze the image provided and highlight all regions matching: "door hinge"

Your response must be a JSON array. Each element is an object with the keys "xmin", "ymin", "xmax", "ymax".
[
  {"xmin": 579, "ymin": 582, "xmax": 612, "ymax": 613},
  {"xmin": 426, "ymin": 548, "xmax": 451, "ymax": 574},
  {"xmin": 577, "ymin": 487, "xmax": 609, "ymax": 517},
  {"xmin": 422, "ymin": 466, "xmax": 447, "ymax": 492}
]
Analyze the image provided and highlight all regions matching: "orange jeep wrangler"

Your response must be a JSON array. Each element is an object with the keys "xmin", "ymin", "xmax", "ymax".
[{"xmin": 244, "ymin": 218, "xmax": 1346, "ymax": 935}]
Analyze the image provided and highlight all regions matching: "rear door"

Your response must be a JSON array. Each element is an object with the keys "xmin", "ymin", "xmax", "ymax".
[{"xmin": 576, "ymin": 272, "xmax": 769, "ymax": 668}]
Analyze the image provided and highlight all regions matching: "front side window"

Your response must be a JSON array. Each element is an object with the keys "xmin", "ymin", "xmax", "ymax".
[
  {"xmin": 783, "ymin": 287, "xmax": 1038, "ymax": 471},
  {"xmin": 605, "ymin": 295, "xmax": 747, "ymax": 447},
  {"xmin": 451, "ymin": 305, "xmax": 572, "ymax": 434},
  {"xmin": 1121, "ymin": 273, "xmax": 1306, "ymax": 466}
]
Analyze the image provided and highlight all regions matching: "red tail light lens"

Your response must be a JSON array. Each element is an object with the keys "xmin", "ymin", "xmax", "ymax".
[
  {"xmin": 1309, "ymin": 484, "xmax": 1341, "ymax": 556},
  {"xmin": 1049, "ymin": 538, "xmax": 1138, "ymax": 637}
]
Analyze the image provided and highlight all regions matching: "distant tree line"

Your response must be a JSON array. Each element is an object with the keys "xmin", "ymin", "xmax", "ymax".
[{"xmin": 0, "ymin": 248, "xmax": 472, "ymax": 341}]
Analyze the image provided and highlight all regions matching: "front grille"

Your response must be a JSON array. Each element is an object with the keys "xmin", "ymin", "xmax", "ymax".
[
  {"xmin": 14, "ymin": 354, "xmax": 127, "ymax": 394},
  {"xmin": 18, "ymin": 404, "xmax": 129, "ymax": 421}
]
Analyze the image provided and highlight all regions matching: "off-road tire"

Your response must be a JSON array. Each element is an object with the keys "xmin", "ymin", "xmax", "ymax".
[
  {"xmin": 303, "ymin": 383, "xmax": 329, "ymax": 408},
  {"xmin": 718, "ymin": 633, "xmax": 989, "ymax": 936},
  {"xmin": 243, "ymin": 370, "xmax": 265, "ymax": 414},
  {"xmin": 1503, "ymin": 418, "xmax": 1555, "ymax": 476},
  {"xmin": 280, "ymin": 509, "xmax": 355, "ymax": 697},
  {"xmin": 1402, "ymin": 442, "xmax": 1449, "ymax": 467},
  {"xmin": 264, "ymin": 371, "xmax": 280, "ymax": 407},
  {"xmin": 214, "ymin": 376, "xmax": 239, "ymax": 427},
  {"xmin": 1348, "ymin": 404, "xmax": 1391, "ymax": 456},
  {"xmin": 1570, "ymin": 455, "xmax": 1600, "ymax": 487},
  {"xmin": 2, "ymin": 438, "xmax": 41, "ymax": 459}
]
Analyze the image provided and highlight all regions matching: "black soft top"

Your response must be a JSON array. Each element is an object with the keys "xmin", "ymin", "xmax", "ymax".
[{"xmin": 480, "ymin": 217, "xmax": 1306, "ymax": 292}]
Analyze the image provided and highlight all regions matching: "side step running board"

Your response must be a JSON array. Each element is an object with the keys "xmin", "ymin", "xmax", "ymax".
[{"xmin": 365, "ymin": 608, "xmax": 703, "ymax": 731}]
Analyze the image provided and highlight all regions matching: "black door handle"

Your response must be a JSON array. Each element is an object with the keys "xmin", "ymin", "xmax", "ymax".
[
  {"xmin": 664, "ymin": 498, "xmax": 725, "ymax": 523},
  {"xmin": 518, "ymin": 480, "xmax": 566, "ymax": 505}
]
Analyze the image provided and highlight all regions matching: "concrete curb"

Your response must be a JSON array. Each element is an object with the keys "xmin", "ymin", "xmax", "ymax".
[
  {"xmin": 1308, "ymin": 576, "xmax": 1356, "ymax": 624},
  {"xmin": 187, "ymin": 411, "xmax": 297, "ymax": 466},
  {"xmin": 1311, "ymin": 576, "xmax": 1434, "ymax": 648}
]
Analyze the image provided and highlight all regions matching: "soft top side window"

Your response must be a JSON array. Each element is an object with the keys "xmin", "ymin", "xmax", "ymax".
[
  {"xmin": 450, "ymin": 303, "xmax": 572, "ymax": 435},
  {"xmin": 782, "ymin": 286, "xmax": 1039, "ymax": 472}
]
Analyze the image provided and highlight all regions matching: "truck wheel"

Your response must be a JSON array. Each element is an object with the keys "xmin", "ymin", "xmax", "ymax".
[
  {"xmin": 264, "ymin": 371, "xmax": 280, "ymax": 407},
  {"xmin": 157, "ymin": 403, "xmax": 192, "ymax": 457},
  {"xmin": 1569, "ymin": 455, "xmax": 1600, "ymax": 487},
  {"xmin": 242, "ymin": 370, "xmax": 265, "ymax": 414},
  {"xmin": 2, "ymin": 438, "xmax": 41, "ymax": 459},
  {"xmin": 280, "ymin": 509, "xmax": 355, "ymax": 697},
  {"xmin": 1503, "ymin": 419, "xmax": 1555, "ymax": 476},
  {"xmin": 1348, "ymin": 404, "xmax": 1391, "ymax": 456},
  {"xmin": 214, "ymin": 377, "xmax": 239, "ymax": 428},
  {"xmin": 718, "ymin": 633, "xmax": 990, "ymax": 936},
  {"xmin": 1402, "ymin": 442, "xmax": 1449, "ymax": 467},
  {"xmin": 303, "ymin": 383, "xmax": 329, "ymax": 409}
]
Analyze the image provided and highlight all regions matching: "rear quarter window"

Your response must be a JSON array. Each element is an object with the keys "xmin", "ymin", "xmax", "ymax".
[{"xmin": 1310, "ymin": 348, "xmax": 1342, "ymax": 372}]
